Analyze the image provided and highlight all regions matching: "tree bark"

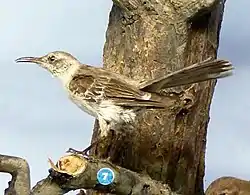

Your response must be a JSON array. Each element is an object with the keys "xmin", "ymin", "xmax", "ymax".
[
  {"xmin": 89, "ymin": 0, "xmax": 227, "ymax": 195},
  {"xmin": 205, "ymin": 176, "xmax": 250, "ymax": 195},
  {"xmin": 0, "ymin": 155, "xmax": 30, "ymax": 195},
  {"xmin": 0, "ymin": 154, "xmax": 180, "ymax": 195}
]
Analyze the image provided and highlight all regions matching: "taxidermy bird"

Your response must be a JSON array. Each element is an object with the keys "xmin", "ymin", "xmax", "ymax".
[{"xmin": 15, "ymin": 51, "xmax": 234, "ymax": 154}]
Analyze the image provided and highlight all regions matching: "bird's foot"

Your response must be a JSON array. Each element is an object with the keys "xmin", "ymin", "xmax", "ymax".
[
  {"xmin": 66, "ymin": 147, "xmax": 89, "ymax": 157},
  {"xmin": 66, "ymin": 144, "xmax": 94, "ymax": 157},
  {"xmin": 66, "ymin": 139, "xmax": 101, "ymax": 157}
]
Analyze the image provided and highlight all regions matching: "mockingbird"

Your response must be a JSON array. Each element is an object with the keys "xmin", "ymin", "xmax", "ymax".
[{"xmin": 15, "ymin": 51, "xmax": 233, "ymax": 155}]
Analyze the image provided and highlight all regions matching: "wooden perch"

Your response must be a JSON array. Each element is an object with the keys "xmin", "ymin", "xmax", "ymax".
[
  {"xmin": 47, "ymin": 154, "xmax": 179, "ymax": 194},
  {"xmin": 1, "ymin": 154, "xmax": 180, "ymax": 195},
  {"xmin": 0, "ymin": 154, "xmax": 30, "ymax": 195}
]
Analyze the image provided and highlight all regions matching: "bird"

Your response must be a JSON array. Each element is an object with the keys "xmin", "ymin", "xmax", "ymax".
[{"xmin": 15, "ymin": 51, "xmax": 234, "ymax": 155}]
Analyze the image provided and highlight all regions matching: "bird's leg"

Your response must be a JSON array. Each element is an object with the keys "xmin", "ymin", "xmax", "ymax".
[
  {"xmin": 67, "ymin": 118, "xmax": 110, "ymax": 156},
  {"xmin": 67, "ymin": 139, "xmax": 101, "ymax": 156}
]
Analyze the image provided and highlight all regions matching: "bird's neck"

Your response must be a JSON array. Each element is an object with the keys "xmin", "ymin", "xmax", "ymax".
[{"xmin": 55, "ymin": 63, "xmax": 80, "ymax": 85}]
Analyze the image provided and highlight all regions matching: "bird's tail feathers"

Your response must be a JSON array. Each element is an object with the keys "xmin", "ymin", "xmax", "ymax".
[{"xmin": 139, "ymin": 58, "xmax": 234, "ymax": 93}]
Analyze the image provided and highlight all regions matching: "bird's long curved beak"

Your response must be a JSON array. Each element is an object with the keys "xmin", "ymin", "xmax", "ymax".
[{"xmin": 15, "ymin": 56, "xmax": 42, "ymax": 64}]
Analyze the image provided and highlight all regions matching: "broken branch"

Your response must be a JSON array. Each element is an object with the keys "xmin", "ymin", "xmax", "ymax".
[
  {"xmin": 0, "ymin": 154, "xmax": 30, "ymax": 195},
  {"xmin": 0, "ymin": 154, "xmax": 181, "ymax": 195}
]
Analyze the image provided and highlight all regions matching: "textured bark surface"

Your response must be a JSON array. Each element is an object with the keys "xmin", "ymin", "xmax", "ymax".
[
  {"xmin": 205, "ymin": 176, "xmax": 250, "ymax": 195},
  {"xmin": 2, "ymin": 153, "xmax": 179, "ymax": 195},
  {"xmin": 89, "ymin": 1, "xmax": 226, "ymax": 194},
  {"xmin": 0, "ymin": 155, "xmax": 30, "ymax": 195}
]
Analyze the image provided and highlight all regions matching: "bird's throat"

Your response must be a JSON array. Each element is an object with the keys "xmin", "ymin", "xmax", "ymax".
[{"xmin": 56, "ymin": 64, "xmax": 80, "ymax": 86}]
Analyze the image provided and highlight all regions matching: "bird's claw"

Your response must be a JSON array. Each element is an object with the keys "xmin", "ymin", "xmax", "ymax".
[
  {"xmin": 66, "ymin": 147, "xmax": 89, "ymax": 157},
  {"xmin": 66, "ymin": 140, "xmax": 100, "ymax": 157}
]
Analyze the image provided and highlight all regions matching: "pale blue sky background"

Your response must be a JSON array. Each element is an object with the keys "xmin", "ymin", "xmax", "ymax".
[{"xmin": 0, "ymin": 0, "xmax": 249, "ymax": 194}]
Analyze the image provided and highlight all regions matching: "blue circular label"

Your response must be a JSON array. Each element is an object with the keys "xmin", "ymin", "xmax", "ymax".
[{"xmin": 97, "ymin": 168, "xmax": 115, "ymax": 185}]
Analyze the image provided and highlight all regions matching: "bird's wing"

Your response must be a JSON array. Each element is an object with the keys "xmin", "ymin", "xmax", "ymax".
[
  {"xmin": 139, "ymin": 58, "xmax": 234, "ymax": 93},
  {"xmin": 68, "ymin": 67, "xmax": 165, "ymax": 108},
  {"xmin": 92, "ymin": 76, "xmax": 165, "ymax": 107}
]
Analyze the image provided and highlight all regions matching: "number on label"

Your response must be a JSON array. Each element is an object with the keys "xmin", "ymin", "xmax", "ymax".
[{"xmin": 102, "ymin": 172, "xmax": 109, "ymax": 180}]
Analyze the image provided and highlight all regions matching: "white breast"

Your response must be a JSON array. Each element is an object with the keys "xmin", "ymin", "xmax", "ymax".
[
  {"xmin": 98, "ymin": 100, "xmax": 136, "ymax": 124},
  {"xmin": 58, "ymin": 65, "xmax": 99, "ymax": 117},
  {"xmin": 68, "ymin": 94, "xmax": 136, "ymax": 125},
  {"xmin": 69, "ymin": 94, "xmax": 98, "ymax": 118}
]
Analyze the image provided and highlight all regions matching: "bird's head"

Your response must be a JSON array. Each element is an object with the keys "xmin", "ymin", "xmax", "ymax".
[{"xmin": 15, "ymin": 51, "xmax": 81, "ymax": 77}]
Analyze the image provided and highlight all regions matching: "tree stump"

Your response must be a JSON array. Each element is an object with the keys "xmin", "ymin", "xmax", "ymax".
[{"xmin": 89, "ymin": 1, "xmax": 227, "ymax": 194}]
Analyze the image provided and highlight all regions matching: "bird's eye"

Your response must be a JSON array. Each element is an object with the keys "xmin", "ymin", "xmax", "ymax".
[{"xmin": 48, "ymin": 55, "xmax": 56, "ymax": 62}]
